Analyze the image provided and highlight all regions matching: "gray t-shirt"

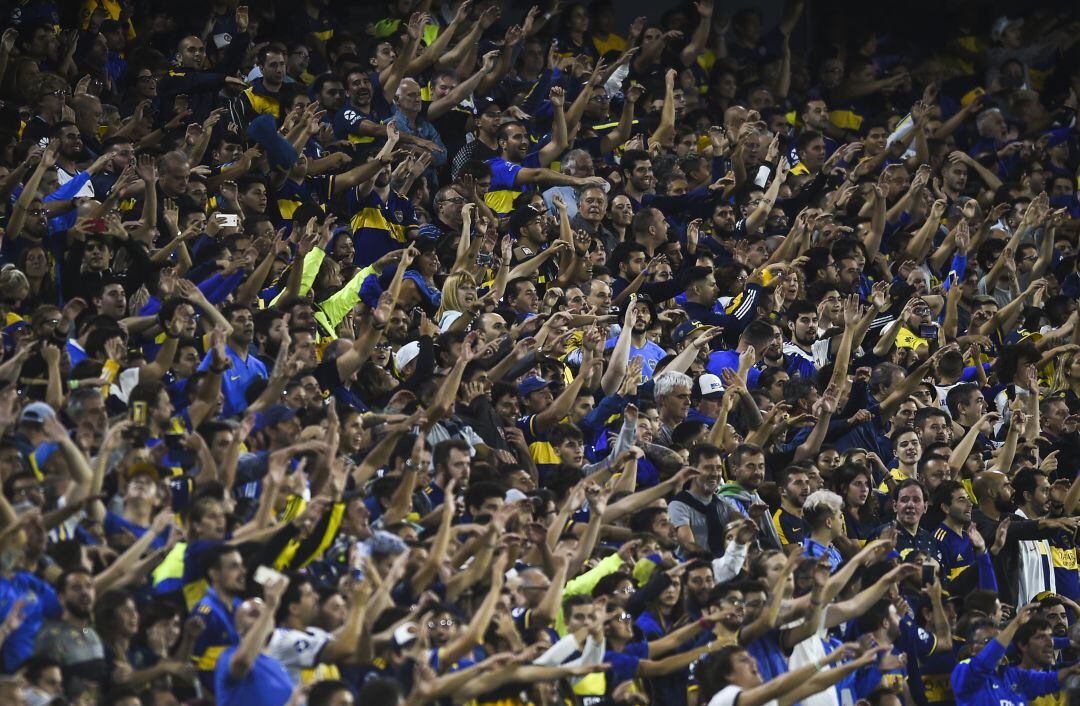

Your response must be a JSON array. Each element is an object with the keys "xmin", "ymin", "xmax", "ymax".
[{"xmin": 669, "ymin": 490, "xmax": 733, "ymax": 555}]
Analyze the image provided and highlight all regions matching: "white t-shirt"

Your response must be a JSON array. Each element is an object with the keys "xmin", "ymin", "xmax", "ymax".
[
  {"xmin": 707, "ymin": 685, "xmax": 778, "ymax": 706},
  {"xmin": 266, "ymin": 626, "xmax": 333, "ymax": 684},
  {"xmin": 787, "ymin": 610, "xmax": 838, "ymax": 706}
]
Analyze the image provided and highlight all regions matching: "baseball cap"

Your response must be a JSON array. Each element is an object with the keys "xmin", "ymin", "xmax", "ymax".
[
  {"xmin": 672, "ymin": 321, "xmax": 706, "ymax": 346},
  {"xmin": 696, "ymin": 373, "xmax": 724, "ymax": 399},
  {"xmin": 991, "ymin": 16, "xmax": 1023, "ymax": 41},
  {"xmin": 518, "ymin": 376, "xmax": 551, "ymax": 397},
  {"xmin": 20, "ymin": 401, "xmax": 56, "ymax": 425},
  {"xmin": 127, "ymin": 462, "xmax": 162, "ymax": 482},
  {"xmin": 1044, "ymin": 128, "xmax": 1071, "ymax": 149},
  {"xmin": 474, "ymin": 96, "xmax": 503, "ymax": 116},
  {"xmin": 507, "ymin": 205, "xmax": 542, "ymax": 236},
  {"xmin": 255, "ymin": 404, "xmax": 299, "ymax": 433},
  {"xmin": 395, "ymin": 341, "xmax": 421, "ymax": 372}
]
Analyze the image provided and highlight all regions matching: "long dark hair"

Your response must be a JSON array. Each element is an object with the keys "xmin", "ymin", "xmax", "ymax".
[{"xmin": 696, "ymin": 646, "xmax": 749, "ymax": 702}]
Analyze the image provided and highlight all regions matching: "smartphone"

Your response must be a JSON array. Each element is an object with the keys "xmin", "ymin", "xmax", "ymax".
[
  {"xmin": 254, "ymin": 565, "xmax": 286, "ymax": 587},
  {"xmin": 919, "ymin": 323, "xmax": 938, "ymax": 339},
  {"xmin": 130, "ymin": 400, "xmax": 147, "ymax": 426},
  {"xmin": 164, "ymin": 432, "xmax": 184, "ymax": 452},
  {"xmin": 219, "ymin": 214, "xmax": 240, "ymax": 228},
  {"xmin": 922, "ymin": 564, "xmax": 935, "ymax": 586},
  {"xmin": 86, "ymin": 218, "xmax": 108, "ymax": 233}
]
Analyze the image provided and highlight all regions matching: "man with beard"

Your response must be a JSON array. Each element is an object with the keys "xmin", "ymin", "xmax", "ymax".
[
  {"xmin": 1014, "ymin": 618, "xmax": 1063, "ymax": 699},
  {"xmin": 719, "ymin": 444, "xmax": 782, "ymax": 551},
  {"xmin": 192, "ymin": 545, "xmax": 248, "ymax": 691},
  {"xmin": 312, "ymin": 73, "xmax": 345, "ymax": 116},
  {"xmin": 268, "ymin": 575, "xmax": 369, "ymax": 684},
  {"xmin": 973, "ymin": 471, "xmax": 1080, "ymax": 607},
  {"xmin": 931, "ymin": 481, "xmax": 997, "ymax": 596},
  {"xmin": 1012, "ymin": 469, "xmax": 1059, "ymax": 604},
  {"xmin": 669, "ymin": 444, "xmax": 739, "ymax": 557},
  {"xmin": 32, "ymin": 568, "xmax": 106, "ymax": 696},
  {"xmin": 344, "ymin": 126, "xmax": 421, "ymax": 268},
  {"xmin": 782, "ymin": 301, "xmax": 828, "ymax": 379},
  {"xmin": 484, "ymin": 121, "xmax": 606, "ymax": 217},
  {"xmin": 603, "ymin": 297, "xmax": 665, "ymax": 380},
  {"xmin": 772, "ymin": 466, "xmax": 810, "ymax": 549},
  {"xmin": 53, "ymin": 122, "xmax": 93, "ymax": 197},
  {"xmin": 508, "ymin": 204, "xmax": 560, "ymax": 288},
  {"xmin": 914, "ymin": 407, "xmax": 952, "ymax": 448}
]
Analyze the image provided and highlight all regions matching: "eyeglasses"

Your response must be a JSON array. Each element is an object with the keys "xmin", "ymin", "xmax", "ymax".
[
  {"xmin": 615, "ymin": 585, "xmax": 635, "ymax": 594},
  {"xmin": 438, "ymin": 196, "xmax": 466, "ymax": 205},
  {"xmin": 590, "ymin": 95, "xmax": 610, "ymax": 102},
  {"xmin": 721, "ymin": 598, "xmax": 745, "ymax": 607},
  {"xmin": 615, "ymin": 612, "xmax": 632, "ymax": 622},
  {"xmin": 427, "ymin": 619, "xmax": 455, "ymax": 629}
]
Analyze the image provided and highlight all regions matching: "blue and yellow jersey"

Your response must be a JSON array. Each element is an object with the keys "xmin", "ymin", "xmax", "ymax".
[
  {"xmin": 933, "ymin": 522, "xmax": 976, "ymax": 583},
  {"xmin": 333, "ymin": 100, "xmax": 379, "ymax": 145},
  {"xmin": 516, "ymin": 413, "xmax": 559, "ymax": 476},
  {"xmin": 238, "ymin": 79, "xmax": 284, "ymax": 124},
  {"xmin": 192, "ymin": 586, "xmax": 241, "ymax": 690},
  {"xmin": 484, "ymin": 152, "xmax": 541, "ymax": 217},
  {"xmin": 275, "ymin": 173, "xmax": 332, "ymax": 222},
  {"xmin": 772, "ymin": 507, "xmax": 805, "ymax": 547},
  {"xmin": 346, "ymin": 187, "xmax": 417, "ymax": 267}
]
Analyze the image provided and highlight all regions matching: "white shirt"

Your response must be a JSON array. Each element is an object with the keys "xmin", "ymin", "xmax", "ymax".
[
  {"xmin": 707, "ymin": 685, "xmax": 778, "ymax": 706},
  {"xmin": 267, "ymin": 626, "xmax": 333, "ymax": 684},
  {"xmin": 1014, "ymin": 508, "xmax": 1056, "ymax": 605}
]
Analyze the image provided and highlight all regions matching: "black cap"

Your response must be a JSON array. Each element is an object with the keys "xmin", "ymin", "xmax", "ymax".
[{"xmin": 507, "ymin": 205, "xmax": 542, "ymax": 236}]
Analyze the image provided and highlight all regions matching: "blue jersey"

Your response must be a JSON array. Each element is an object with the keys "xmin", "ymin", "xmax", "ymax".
[
  {"xmin": 193, "ymin": 587, "xmax": 241, "ymax": 691},
  {"xmin": 214, "ymin": 647, "xmax": 294, "ymax": 706},
  {"xmin": 604, "ymin": 337, "xmax": 667, "ymax": 380},
  {"xmin": 0, "ymin": 571, "xmax": 62, "ymax": 672},
  {"xmin": 951, "ymin": 639, "xmax": 1060, "ymax": 706}
]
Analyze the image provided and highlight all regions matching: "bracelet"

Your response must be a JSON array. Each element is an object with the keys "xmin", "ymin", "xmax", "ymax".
[
  {"xmin": 698, "ymin": 618, "xmax": 711, "ymax": 630},
  {"xmin": 209, "ymin": 365, "xmax": 229, "ymax": 374},
  {"xmin": 813, "ymin": 659, "xmax": 823, "ymax": 672},
  {"xmin": 371, "ymin": 321, "xmax": 386, "ymax": 330}
]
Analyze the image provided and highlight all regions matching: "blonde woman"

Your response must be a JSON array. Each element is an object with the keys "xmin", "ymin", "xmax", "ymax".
[
  {"xmin": 436, "ymin": 270, "xmax": 479, "ymax": 332},
  {"xmin": 1051, "ymin": 348, "xmax": 1080, "ymax": 411}
]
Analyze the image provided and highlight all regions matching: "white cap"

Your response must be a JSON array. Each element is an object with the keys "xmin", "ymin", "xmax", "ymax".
[
  {"xmin": 696, "ymin": 373, "xmax": 725, "ymax": 398},
  {"xmin": 394, "ymin": 341, "xmax": 421, "ymax": 373}
]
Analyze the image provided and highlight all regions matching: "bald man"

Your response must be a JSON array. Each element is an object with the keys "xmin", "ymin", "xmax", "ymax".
[
  {"xmin": 972, "ymin": 470, "xmax": 1080, "ymax": 607},
  {"xmin": 158, "ymin": 32, "xmax": 251, "ymax": 122}
]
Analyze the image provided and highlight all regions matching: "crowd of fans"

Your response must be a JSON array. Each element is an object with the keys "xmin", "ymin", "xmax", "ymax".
[{"xmin": 0, "ymin": 0, "xmax": 1078, "ymax": 705}]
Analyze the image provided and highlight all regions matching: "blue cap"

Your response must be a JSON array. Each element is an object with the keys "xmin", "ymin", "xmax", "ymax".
[
  {"xmin": 672, "ymin": 321, "xmax": 705, "ymax": 346},
  {"xmin": 254, "ymin": 404, "xmax": 299, "ymax": 433},
  {"xmin": 1044, "ymin": 128, "xmax": 1071, "ymax": 149},
  {"xmin": 417, "ymin": 223, "xmax": 443, "ymax": 241},
  {"xmin": 517, "ymin": 376, "xmax": 551, "ymax": 397}
]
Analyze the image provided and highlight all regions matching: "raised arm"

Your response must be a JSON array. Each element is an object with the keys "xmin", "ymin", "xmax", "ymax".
[{"xmin": 228, "ymin": 575, "xmax": 289, "ymax": 680}]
